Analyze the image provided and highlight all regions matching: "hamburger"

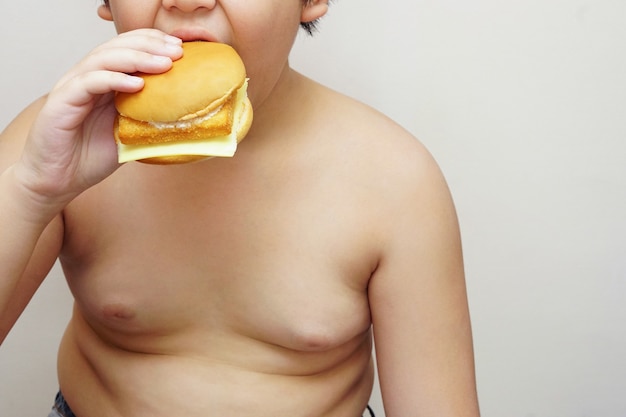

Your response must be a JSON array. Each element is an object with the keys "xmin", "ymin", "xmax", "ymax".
[{"xmin": 114, "ymin": 41, "xmax": 253, "ymax": 164}]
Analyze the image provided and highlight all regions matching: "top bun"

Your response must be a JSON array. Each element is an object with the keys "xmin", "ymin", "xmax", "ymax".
[{"xmin": 115, "ymin": 42, "xmax": 247, "ymax": 123}]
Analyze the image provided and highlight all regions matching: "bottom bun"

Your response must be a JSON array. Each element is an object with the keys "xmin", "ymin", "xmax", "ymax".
[{"xmin": 136, "ymin": 154, "xmax": 213, "ymax": 165}]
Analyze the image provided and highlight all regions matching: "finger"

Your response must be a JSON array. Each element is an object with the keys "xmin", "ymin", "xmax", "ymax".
[
  {"xmin": 54, "ymin": 51, "xmax": 176, "ymax": 92},
  {"xmin": 91, "ymin": 31, "xmax": 183, "ymax": 61},
  {"xmin": 122, "ymin": 30, "xmax": 182, "ymax": 49},
  {"xmin": 55, "ymin": 32, "xmax": 182, "ymax": 89},
  {"xmin": 115, "ymin": 28, "xmax": 182, "ymax": 46},
  {"xmin": 44, "ymin": 71, "xmax": 143, "ymax": 130},
  {"xmin": 71, "ymin": 70, "xmax": 145, "ymax": 98},
  {"xmin": 83, "ymin": 48, "xmax": 177, "ymax": 76}
]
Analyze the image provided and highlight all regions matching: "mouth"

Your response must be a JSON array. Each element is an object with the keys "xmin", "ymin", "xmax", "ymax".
[{"xmin": 168, "ymin": 28, "xmax": 218, "ymax": 43}]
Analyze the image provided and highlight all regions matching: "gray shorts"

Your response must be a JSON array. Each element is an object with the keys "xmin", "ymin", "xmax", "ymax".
[{"xmin": 48, "ymin": 391, "xmax": 375, "ymax": 417}]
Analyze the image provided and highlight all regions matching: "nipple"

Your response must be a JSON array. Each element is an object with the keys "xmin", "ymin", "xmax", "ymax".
[{"xmin": 101, "ymin": 303, "xmax": 136, "ymax": 321}]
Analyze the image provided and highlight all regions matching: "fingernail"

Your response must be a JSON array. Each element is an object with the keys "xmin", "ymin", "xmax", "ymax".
[
  {"xmin": 164, "ymin": 42, "xmax": 183, "ymax": 54},
  {"xmin": 126, "ymin": 76, "xmax": 144, "ymax": 87},
  {"xmin": 152, "ymin": 55, "xmax": 172, "ymax": 65},
  {"xmin": 164, "ymin": 35, "xmax": 182, "ymax": 44}
]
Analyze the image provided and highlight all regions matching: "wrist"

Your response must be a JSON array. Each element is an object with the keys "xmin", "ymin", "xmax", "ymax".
[{"xmin": 2, "ymin": 163, "xmax": 71, "ymax": 226}]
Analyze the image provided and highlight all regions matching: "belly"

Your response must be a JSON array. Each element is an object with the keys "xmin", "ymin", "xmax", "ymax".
[
  {"xmin": 57, "ymin": 306, "xmax": 374, "ymax": 417},
  {"xmin": 57, "ymin": 219, "xmax": 376, "ymax": 417}
]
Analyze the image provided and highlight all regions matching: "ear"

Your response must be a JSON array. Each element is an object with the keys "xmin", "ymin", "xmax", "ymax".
[
  {"xmin": 301, "ymin": 0, "xmax": 329, "ymax": 24},
  {"xmin": 97, "ymin": 4, "xmax": 114, "ymax": 21}
]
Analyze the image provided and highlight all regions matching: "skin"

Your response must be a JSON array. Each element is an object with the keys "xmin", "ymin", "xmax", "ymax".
[{"xmin": 0, "ymin": 1, "xmax": 480, "ymax": 416}]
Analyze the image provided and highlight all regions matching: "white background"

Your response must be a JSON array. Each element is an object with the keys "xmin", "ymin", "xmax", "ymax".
[{"xmin": 2, "ymin": 1, "xmax": 626, "ymax": 416}]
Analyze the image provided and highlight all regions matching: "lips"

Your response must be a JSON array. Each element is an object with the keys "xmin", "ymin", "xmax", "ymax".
[{"xmin": 168, "ymin": 28, "xmax": 218, "ymax": 43}]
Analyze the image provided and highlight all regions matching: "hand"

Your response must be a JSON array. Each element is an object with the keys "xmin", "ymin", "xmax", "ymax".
[{"xmin": 16, "ymin": 29, "xmax": 183, "ymax": 209}]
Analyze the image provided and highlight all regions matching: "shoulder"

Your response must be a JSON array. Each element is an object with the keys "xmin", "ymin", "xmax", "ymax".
[
  {"xmin": 310, "ymin": 78, "xmax": 450, "ymax": 207},
  {"xmin": 305, "ymin": 76, "xmax": 430, "ymax": 160},
  {"xmin": 307, "ymin": 79, "xmax": 458, "ymax": 249}
]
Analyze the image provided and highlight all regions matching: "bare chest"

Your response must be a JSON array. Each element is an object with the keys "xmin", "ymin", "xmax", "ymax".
[{"xmin": 60, "ymin": 159, "xmax": 378, "ymax": 353}]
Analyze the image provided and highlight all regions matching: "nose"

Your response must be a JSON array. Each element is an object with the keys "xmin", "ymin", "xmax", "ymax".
[{"xmin": 162, "ymin": 0, "xmax": 217, "ymax": 13}]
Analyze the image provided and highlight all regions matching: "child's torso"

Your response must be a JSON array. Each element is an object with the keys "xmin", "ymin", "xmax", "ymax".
[{"xmin": 57, "ymin": 135, "xmax": 381, "ymax": 417}]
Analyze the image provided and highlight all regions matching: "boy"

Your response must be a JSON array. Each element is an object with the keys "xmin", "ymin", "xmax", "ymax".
[{"xmin": 0, "ymin": 0, "xmax": 480, "ymax": 416}]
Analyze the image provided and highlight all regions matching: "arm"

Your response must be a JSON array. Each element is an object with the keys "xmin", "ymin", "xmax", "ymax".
[
  {"xmin": 0, "ymin": 99, "xmax": 64, "ymax": 343},
  {"xmin": 369, "ymin": 144, "xmax": 480, "ymax": 416},
  {"xmin": 0, "ymin": 29, "xmax": 183, "ymax": 344}
]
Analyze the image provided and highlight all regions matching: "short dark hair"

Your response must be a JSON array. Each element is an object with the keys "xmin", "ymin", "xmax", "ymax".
[
  {"xmin": 300, "ymin": 19, "xmax": 319, "ymax": 36},
  {"xmin": 101, "ymin": 0, "xmax": 322, "ymax": 35}
]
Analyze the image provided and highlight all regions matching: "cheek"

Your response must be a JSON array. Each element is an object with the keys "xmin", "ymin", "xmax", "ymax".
[
  {"xmin": 233, "ymin": 6, "xmax": 302, "ymax": 61},
  {"xmin": 109, "ymin": 1, "xmax": 161, "ymax": 33},
  {"xmin": 232, "ymin": 0, "xmax": 302, "ymax": 41},
  {"xmin": 235, "ymin": 17, "xmax": 300, "ymax": 82}
]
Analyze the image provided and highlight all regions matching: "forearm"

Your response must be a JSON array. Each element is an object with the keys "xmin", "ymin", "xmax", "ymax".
[{"xmin": 0, "ymin": 164, "xmax": 63, "ymax": 327}]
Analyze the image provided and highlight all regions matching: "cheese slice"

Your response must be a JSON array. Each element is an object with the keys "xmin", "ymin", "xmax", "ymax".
[{"xmin": 117, "ymin": 133, "xmax": 237, "ymax": 163}]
